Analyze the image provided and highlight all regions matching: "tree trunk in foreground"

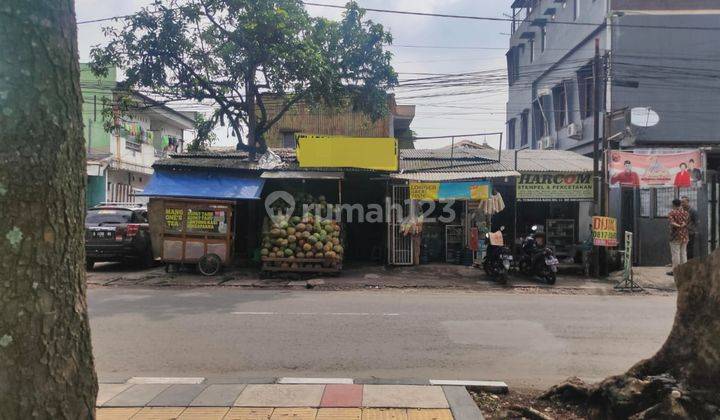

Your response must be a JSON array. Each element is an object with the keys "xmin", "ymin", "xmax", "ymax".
[
  {"xmin": 543, "ymin": 250, "xmax": 720, "ymax": 419},
  {"xmin": 0, "ymin": 1, "xmax": 98, "ymax": 418}
]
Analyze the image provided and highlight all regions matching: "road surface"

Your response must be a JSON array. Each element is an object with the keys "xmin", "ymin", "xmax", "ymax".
[{"xmin": 88, "ymin": 288, "xmax": 675, "ymax": 389}]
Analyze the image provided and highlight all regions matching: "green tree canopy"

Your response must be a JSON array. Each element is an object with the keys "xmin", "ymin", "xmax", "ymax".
[{"xmin": 91, "ymin": 0, "xmax": 398, "ymax": 157}]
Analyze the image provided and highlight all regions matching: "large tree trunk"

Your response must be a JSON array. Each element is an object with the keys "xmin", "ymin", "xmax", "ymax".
[
  {"xmin": 543, "ymin": 249, "xmax": 720, "ymax": 419},
  {"xmin": 0, "ymin": 1, "xmax": 98, "ymax": 418}
]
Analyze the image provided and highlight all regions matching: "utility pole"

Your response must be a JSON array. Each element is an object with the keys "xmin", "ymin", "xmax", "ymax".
[{"xmin": 592, "ymin": 38, "xmax": 605, "ymax": 278}]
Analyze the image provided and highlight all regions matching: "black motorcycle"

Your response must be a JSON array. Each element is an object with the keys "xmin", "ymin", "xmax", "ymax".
[
  {"xmin": 482, "ymin": 228, "xmax": 513, "ymax": 284},
  {"xmin": 518, "ymin": 226, "xmax": 559, "ymax": 285}
]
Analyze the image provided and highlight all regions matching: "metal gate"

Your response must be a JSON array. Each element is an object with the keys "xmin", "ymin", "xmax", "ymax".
[{"xmin": 388, "ymin": 184, "xmax": 413, "ymax": 265}]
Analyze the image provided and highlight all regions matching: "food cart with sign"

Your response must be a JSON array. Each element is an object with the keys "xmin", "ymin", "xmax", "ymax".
[
  {"xmin": 141, "ymin": 169, "xmax": 265, "ymax": 275},
  {"xmin": 149, "ymin": 198, "xmax": 234, "ymax": 276}
]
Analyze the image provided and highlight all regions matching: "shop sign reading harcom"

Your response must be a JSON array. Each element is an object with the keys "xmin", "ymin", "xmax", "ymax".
[{"xmin": 516, "ymin": 172, "xmax": 594, "ymax": 202}]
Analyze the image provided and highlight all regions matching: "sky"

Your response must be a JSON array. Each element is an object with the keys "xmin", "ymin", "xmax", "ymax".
[{"xmin": 75, "ymin": 0, "xmax": 511, "ymax": 149}]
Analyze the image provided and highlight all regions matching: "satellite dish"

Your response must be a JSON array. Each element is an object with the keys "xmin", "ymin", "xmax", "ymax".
[{"xmin": 630, "ymin": 107, "xmax": 660, "ymax": 127}]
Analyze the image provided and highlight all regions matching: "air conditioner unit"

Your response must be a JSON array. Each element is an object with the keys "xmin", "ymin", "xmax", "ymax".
[
  {"xmin": 567, "ymin": 123, "xmax": 582, "ymax": 140},
  {"xmin": 540, "ymin": 136, "xmax": 554, "ymax": 149}
]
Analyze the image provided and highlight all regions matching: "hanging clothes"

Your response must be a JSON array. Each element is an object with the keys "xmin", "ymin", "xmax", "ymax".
[{"xmin": 479, "ymin": 192, "xmax": 505, "ymax": 215}]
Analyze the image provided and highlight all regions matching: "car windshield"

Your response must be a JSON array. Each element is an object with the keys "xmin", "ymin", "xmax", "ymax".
[{"xmin": 86, "ymin": 209, "xmax": 134, "ymax": 225}]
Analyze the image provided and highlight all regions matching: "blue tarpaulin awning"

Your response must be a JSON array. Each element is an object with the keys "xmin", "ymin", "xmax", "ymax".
[{"xmin": 140, "ymin": 170, "xmax": 265, "ymax": 200}]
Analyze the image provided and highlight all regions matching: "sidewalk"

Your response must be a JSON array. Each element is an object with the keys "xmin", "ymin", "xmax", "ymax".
[
  {"xmin": 97, "ymin": 377, "xmax": 491, "ymax": 420},
  {"xmin": 87, "ymin": 262, "xmax": 666, "ymax": 296}
]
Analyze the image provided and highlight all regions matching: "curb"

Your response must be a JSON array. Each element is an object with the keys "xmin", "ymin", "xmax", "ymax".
[{"xmin": 430, "ymin": 380, "xmax": 509, "ymax": 395}]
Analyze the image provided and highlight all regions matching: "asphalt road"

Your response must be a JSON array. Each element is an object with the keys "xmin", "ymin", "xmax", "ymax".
[{"xmin": 88, "ymin": 288, "xmax": 675, "ymax": 389}]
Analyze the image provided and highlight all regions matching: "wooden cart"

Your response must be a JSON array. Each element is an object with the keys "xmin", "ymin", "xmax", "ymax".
[{"xmin": 148, "ymin": 198, "xmax": 234, "ymax": 276}]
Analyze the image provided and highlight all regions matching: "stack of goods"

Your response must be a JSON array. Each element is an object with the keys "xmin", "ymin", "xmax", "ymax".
[{"xmin": 260, "ymin": 196, "xmax": 344, "ymax": 272}]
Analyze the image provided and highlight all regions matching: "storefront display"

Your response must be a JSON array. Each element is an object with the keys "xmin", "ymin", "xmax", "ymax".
[
  {"xmin": 260, "ymin": 192, "xmax": 344, "ymax": 274},
  {"xmin": 546, "ymin": 219, "xmax": 575, "ymax": 258}
]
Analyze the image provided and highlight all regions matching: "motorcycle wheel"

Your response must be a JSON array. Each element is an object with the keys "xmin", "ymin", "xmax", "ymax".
[
  {"xmin": 519, "ymin": 259, "xmax": 531, "ymax": 275},
  {"xmin": 545, "ymin": 271, "xmax": 556, "ymax": 285},
  {"xmin": 497, "ymin": 271, "xmax": 508, "ymax": 285}
]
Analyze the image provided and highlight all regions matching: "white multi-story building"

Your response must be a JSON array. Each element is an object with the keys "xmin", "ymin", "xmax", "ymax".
[{"xmin": 81, "ymin": 64, "xmax": 196, "ymax": 207}]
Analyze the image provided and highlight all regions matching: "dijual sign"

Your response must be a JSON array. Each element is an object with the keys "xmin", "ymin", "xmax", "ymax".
[
  {"xmin": 517, "ymin": 172, "xmax": 594, "ymax": 201},
  {"xmin": 592, "ymin": 216, "xmax": 618, "ymax": 247},
  {"xmin": 409, "ymin": 181, "xmax": 490, "ymax": 201}
]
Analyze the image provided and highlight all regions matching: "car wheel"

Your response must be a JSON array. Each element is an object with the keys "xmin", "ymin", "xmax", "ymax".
[
  {"xmin": 141, "ymin": 250, "xmax": 155, "ymax": 268},
  {"xmin": 198, "ymin": 254, "xmax": 222, "ymax": 276},
  {"xmin": 85, "ymin": 259, "xmax": 95, "ymax": 271}
]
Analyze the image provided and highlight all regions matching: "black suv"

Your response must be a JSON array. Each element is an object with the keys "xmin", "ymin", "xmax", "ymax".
[{"xmin": 85, "ymin": 204, "xmax": 153, "ymax": 270}]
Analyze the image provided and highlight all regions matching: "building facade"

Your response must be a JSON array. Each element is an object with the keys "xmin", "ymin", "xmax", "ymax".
[
  {"xmin": 261, "ymin": 95, "xmax": 415, "ymax": 149},
  {"xmin": 505, "ymin": 0, "xmax": 720, "ymax": 154},
  {"xmin": 81, "ymin": 64, "xmax": 196, "ymax": 207},
  {"xmin": 505, "ymin": 1, "xmax": 720, "ymax": 265}
]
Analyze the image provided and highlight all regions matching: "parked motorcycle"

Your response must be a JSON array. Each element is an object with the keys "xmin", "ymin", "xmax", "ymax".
[
  {"xmin": 482, "ymin": 227, "xmax": 513, "ymax": 284},
  {"xmin": 518, "ymin": 226, "xmax": 559, "ymax": 285}
]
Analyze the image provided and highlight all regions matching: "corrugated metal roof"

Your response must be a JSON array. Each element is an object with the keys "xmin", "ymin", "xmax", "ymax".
[
  {"xmin": 390, "ymin": 171, "xmax": 520, "ymax": 181},
  {"xmin": 463, "ymin": 149, "xmax": 594, "ymax": 172},
  {"xmin": 261, "ymin": 171, "xmax": 344, "ymax": 180},
  {"xmin": 157, "ymin": 147, "xmax": 593, "ymax": 175}
]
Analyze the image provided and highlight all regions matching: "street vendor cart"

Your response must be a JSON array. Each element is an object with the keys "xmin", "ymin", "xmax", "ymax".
[
  {"xmin": 149, "ymin": 198, "xmax": 234, "ymax": 276},
  {"xmin": 141, "ymin": 169, "xmax": 265, "ymax": 274}
]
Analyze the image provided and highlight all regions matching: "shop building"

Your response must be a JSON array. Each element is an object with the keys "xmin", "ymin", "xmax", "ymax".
[
  {"xmin": 504, "ymin": 1, "xmax": 720, "ymax": 265},
  {"xmin": 144, "ymin": 144, "xmax": 594, "ymax": 273},
  {"xmin": 387, "ymin": 148, "xmax": 594, "ymax": 268}
]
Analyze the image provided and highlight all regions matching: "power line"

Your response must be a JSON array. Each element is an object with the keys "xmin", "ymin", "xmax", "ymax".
[
  {"xmin": 77, "ymin": 2, "xmax": 720, "ymax": 31},
  {"xmin": 302, "ymin": 1, "xmax": 720, "ymax": 31}
]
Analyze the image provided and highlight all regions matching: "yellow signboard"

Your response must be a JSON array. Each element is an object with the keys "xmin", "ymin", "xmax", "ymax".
[
  {"xmin": 296, "ymin": 135, "xmax": 398, "ymax": 171},
  {"xmin": 409, "ymin": 181, "xmax": 491, "ymax": 201},
  {"xmin": 409, "ymin": 183, "xmax": 440, "ymax": 200},
  {"xmin": 470, "ymin": 184, "xmax": 490, "ymax": 200},
  {"xmin": 164, "ymin": 208, "xmax": 184, "ymax": 230},
  {"xmin": 592, "ymin": 216, "xmax": 618, "ymax": 247}
]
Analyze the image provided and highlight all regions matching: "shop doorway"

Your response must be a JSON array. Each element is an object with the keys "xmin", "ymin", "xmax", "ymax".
[{"xmin": 388, "ymin": 184, "xmax": 413, "ymax": 265}]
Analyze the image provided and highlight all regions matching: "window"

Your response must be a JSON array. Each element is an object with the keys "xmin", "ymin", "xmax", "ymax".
[
  {"xmin": 507, "ymin": 119, "xmax": 516, "ymax": 149},
  {"xmin": 563, "ymin": 79, "xmax": 575, "ymax": 125},
  {"xmin": 281, "ymin": 131, "xmax": 297, "ymax": 148},
  {"xmin": 532, "ymin": 98, "xmax": 550, "ymax": 147},
  {"xmin": 640, "ymin": 189, "xmax": 651, "ymax": 218},
  {"xmin": 529, "ymin": 40, "xmax": 535, "ymax": 63},
  {"xmin": 655, "ymin": 188, "xmax": 675, "ymax": 218},
  {"xmin": 679, "ymin": 188, "xmax": 698, "ymax": 209},
  {"xmin": 577, "ymin": 63, "xmax": 594, "ymax": 119},
  {"xmin": 574, "ymin": 0, "xmax": 580, "ymax": 20},
  {"xmin": 540, "ymin": 26, "xmax": 547, "ymax": 52},
  {"xmin": 552, "ymin": 83, "xmax": 568, "ymax": 131},
  {"xmin": 520, "ymin": 110, "xmax": 529, "ymax": 147},
  {"xmin": 506, "ymin": 47, "xmax": 520, "ymax": 85}
]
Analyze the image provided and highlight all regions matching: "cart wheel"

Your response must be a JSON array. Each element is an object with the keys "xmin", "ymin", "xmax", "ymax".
[{"xmin": 198, "ymin": 254, "xmax": 222, "ymax": 276}]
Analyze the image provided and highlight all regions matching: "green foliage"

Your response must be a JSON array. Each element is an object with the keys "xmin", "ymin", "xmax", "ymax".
[
  {"xmin": 90, "ymin": 0, "xmax": 398, "ymax": 156},
  {"xmin": 187, "ymin": 114, "xmax": 218, "ymax": 152}
]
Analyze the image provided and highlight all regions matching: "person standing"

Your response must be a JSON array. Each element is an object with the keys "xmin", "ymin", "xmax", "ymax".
[
  {"xmin": 667, "ymin": 199, "xmax": 689, "ymax": 275},
  {"xmin": 681, "ymin": 196, "xmax": 699, "ymax": 259}
]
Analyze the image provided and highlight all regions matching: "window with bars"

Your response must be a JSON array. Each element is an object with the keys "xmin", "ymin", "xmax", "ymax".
[
  {"xmin": 639, "ymin": 189, "xmax": 651, "ymax": 218},
  {"xmin": 655, "ymin": 188, "xmax": 675, "ymax": 218}
]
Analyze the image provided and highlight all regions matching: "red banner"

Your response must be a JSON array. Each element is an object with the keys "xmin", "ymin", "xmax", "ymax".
[{"xmin": 608, "ymin": 150, "xmax": 704, "ymax": 188}]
